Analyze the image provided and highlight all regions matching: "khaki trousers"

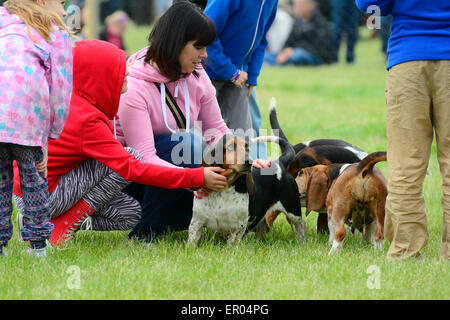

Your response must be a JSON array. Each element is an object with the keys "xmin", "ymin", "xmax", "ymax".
[{"xmin": 385, "ymin": 60, "xmax": 450, "ymax": 261}]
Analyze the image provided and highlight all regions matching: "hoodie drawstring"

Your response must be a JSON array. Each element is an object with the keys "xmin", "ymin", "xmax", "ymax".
[
  {"xmin": 113, "ymin": 116, "xmax": 117, "ymax": 139},
  {"xmin": 183, "ymin": 80, "xmax": 190, "ymax": 134},
  {"xmin": 174, "ymin": 82, "xmax": 179, "ymax": 98},
  {"xmin": 160, "ymin": 80, "xmax": 190, "ymax": 133},
  {"xmin": 160, "ymin": 83, "xmax": 176, "ymax": 134}
]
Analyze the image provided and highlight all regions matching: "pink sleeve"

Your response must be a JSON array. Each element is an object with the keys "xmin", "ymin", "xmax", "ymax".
[
  {"xmin": 47, "ymin": 30, "xmax": 73, "ymax": 139},
  {"xmin": 118, "ymin": 83, "xmax": 178, "ymax": 168}
]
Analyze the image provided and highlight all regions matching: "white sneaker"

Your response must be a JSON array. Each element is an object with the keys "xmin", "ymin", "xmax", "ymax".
[{"xmin": 28, "ymin": 247, "xmax": 47, "ymax": 258}]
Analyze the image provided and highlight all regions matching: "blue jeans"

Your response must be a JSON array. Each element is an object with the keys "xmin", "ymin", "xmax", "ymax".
[
  {"xmin": 264, "ymin": 48, "xmax": 322, "ymax": 66},
  {"xmin": 288, "ymin": 48, "xmax": 322, "ymax": 66},
  {"xmin": 331, "ymin": 0, "xmax": 361, "ymax": 63},
  {"xmin": 248, "ymin": 88, "xmax": 268, "ymax": 160},
  {"xmin": 127, "ymin": 132, "xmax": 203, "ymax": 242}
]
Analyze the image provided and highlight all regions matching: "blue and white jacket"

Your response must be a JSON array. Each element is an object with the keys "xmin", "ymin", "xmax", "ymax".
[
  {"xmin": 356, "ymin": 0, "xmax": 450, "ymax": 70},
  {"xmin": 204, "ymin": 0, "xmax": 278, "ymax": 86}
]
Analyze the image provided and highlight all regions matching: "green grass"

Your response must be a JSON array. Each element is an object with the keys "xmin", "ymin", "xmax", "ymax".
[{"xmin": 1, "ymin": 30, "xmax": 449, "ymax": 300}]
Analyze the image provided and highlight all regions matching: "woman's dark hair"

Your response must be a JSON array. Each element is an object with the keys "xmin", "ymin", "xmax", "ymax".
[{"xmin": 144, "ymin": 1, "xmax": 216, "ymax": 82}]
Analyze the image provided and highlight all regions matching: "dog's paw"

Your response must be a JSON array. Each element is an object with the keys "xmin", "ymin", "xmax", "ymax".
[{"xmin": 328, "ymin": 240, "xmax": 342, "ymax": 255}]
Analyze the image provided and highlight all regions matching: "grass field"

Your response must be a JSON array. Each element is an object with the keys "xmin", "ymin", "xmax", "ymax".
[{"xmin": 1, "ymin": 25, "xmax": 449, "ymax": 300}]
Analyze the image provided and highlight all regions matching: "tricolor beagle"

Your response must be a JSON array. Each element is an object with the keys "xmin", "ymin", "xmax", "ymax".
[
  {"xmin": 188, "ymin": 134, "xmax": 305, "ymax": 246},
  {"xmin": 296, "ymin": 152, "xmax": 388, "ymax": 254}
]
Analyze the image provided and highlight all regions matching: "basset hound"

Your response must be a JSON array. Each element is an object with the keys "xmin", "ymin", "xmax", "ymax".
[
  {"xmin": 188, "ymin": 133, "xmax": 305, "ymax": 246},
  {"xmin": 265, "ymin": 99, "xmax": 368, "ymax": 233},
  {"xmin": 296, "ymin": 152, "xmax": 388, "ymax": 254}
]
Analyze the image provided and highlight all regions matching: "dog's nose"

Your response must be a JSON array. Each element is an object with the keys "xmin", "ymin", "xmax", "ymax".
[{"xmin": 245, "ymin": 158, "xmax": 253, "ymax": 165}]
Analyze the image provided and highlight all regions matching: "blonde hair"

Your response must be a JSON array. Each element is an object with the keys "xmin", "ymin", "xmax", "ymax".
[{"xmin": 3, "ymin": 0, "xmax": 70, "ymax": 43}]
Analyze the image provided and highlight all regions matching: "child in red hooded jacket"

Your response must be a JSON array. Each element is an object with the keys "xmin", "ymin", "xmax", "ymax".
[{"xmin": 13, "ymin": 40, "xmax": 227, "ymax": 246}]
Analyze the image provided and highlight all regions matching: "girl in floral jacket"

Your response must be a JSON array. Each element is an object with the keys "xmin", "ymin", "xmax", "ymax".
[{"xmin": 0, "ymin": 0, "xmax": 73, "ymax": 257}]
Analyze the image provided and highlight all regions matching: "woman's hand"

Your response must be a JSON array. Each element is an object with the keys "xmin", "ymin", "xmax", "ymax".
[
  {"xmin": 195, "ymin": 161, "xmax": 270, "ymax": 198},
  {"xmin": 203, "ymin": 166, "xmax": 227, "ymax": 191},
  {"xmin": 252, "ymin": 159, "xmax": 271, "ymax": 169}
]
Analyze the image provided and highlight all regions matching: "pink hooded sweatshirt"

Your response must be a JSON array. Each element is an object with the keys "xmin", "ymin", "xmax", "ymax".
[{"xmin": 116, "ymin": 47, "xmax": 230, "ymax": 168}]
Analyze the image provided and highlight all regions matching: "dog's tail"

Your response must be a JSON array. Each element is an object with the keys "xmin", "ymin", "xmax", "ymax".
[
  {"xmin": 357, "ymin": 151, "xmax": 387, "ymax": 178},
  {"xmin": 269, "ymin": 97, "xmax": 291, "ymax": 144},
  {"xmin": 252, "ymin": 135, "xmax": 294, "ymax": 169}
]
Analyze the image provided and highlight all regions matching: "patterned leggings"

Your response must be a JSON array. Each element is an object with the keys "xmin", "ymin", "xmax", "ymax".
[
  {"xmin": 0, "ymin": 143, "xmax": 51, "ymax": 246},
  {"xmin": 14, "ymin": 148, "xmax": 142, "ymax": 231}
]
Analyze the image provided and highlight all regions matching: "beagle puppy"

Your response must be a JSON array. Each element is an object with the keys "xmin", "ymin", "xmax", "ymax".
[{"xmin": 188, "ymin": 134, "xmax": 305, "ymax": 246}]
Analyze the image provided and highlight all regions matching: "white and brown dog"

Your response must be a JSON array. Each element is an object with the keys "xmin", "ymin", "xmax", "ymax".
[
  {"xmin": 295, "ymin": 152, "xmax": 388, "ymax": 254},
  {"xmin": 188, "ymin": 134, "xmax": 305, "ymax": 246}
]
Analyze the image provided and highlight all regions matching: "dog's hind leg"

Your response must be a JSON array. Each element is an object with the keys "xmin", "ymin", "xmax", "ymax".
[
  {"xmin": 328, "ymin": 216, "xmax": 335, "ymax": 246},
  {"xmin": 366, "ymin": 201, "xmax": 385, "ymax": 251},
  {"xmin": 265, "ymin": 210, "xmax": 282, "ymax": 229},
  {"xmin": 328, "ymin": 206, "xmax": 348, "ymax": 255},
  {"xmin": 374, "ymin": 201, "xmax": 386, "ymax": 250},
  {"xmin": 278, "ymin": 179, "xmax": 306, "ymax": 244},
  {"xmin": 285, "ymin": 212, "xmax": 306, "ymax": 244}
]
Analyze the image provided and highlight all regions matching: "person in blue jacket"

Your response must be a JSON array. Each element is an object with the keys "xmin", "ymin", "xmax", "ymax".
[
  {"xmin": 204, "ymin": 0, "xmax": 278, "ymax": 159},
  {"xmin": 356, "ymin": 0, "xmax": 450, "ymax": 261}
]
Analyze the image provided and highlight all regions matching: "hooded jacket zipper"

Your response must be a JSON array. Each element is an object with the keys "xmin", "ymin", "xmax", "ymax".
[{"xmin": 242, "ymin": 0, "xmax": 266, "ymax": 69}]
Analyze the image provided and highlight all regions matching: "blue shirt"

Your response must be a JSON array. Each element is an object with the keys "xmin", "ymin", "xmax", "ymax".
[
  {"xmin": 356, "ymin": 0, "xmax": 450, "ymax": 69},
  {"xmin": 204, "ymin": 0, "xmax": 278, "ymax": 85}
]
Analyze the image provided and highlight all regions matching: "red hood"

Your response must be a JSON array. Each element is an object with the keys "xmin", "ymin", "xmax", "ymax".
[{"xmin": 73, "ymin": 40, "xmax": 127, "ymax": 120}]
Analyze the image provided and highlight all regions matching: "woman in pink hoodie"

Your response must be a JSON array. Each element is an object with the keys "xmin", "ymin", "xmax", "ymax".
[{"xmin": 118, "ymin": 1, "xmax": 268, "ymax": 243}]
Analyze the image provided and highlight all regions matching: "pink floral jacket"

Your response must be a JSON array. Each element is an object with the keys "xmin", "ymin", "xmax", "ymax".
[{"xmin": 0, "ymin": 7, "xmax": 73, "ymax": 148}]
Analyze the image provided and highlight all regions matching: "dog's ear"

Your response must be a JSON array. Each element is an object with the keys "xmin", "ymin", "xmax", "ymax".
[
  {"xmin": 287, "ymin": 163, "xmax": 300, "ymax": 178},
  {"xmin": 305, "ymin": 169, "xmax": 330, "ymax": 215},
  {"xmin": 246, "ymin": 173, "xmax": 256, "ymax": 195}
]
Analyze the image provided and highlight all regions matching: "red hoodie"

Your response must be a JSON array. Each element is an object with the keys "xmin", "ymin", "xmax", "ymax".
[{"xmin": 14, "ymin": 40, "xmax": 204, "ymax": 196}]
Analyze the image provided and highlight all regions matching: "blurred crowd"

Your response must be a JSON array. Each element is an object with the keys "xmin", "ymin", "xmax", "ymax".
[
  {"xmin": 64, "ymin": 0, "xmax": 391, "ymax": 66},
  {"xmin": 265, "ymin": 0, "xmax": 392, "ymax": 66},
  {"xmin": 0, "ymin": 0, "xmax": 391, "ymax": 63}
]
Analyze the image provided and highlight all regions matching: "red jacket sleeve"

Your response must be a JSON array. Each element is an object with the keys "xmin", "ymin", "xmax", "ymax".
[{"xmin": 81, "ymin": 117, "xmax": 205, "ymax": 189}]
